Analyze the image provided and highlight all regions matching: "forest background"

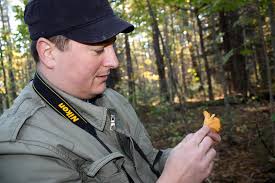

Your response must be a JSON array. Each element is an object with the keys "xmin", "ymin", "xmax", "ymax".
[{"xmin": 1, "ymin": 0, "xmax": 275, "ymax": 182}]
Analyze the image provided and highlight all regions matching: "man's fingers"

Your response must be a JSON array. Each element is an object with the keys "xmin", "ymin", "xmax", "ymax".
[
  {"xmin": 206, "ymin": 161, "xmax": 214, "ymax": 177},
  {"xmin": 182, "ymin": 133, "xmax": 194, "ymax": 143},
  {"xmin": 192, "ymin": 125, "xmax": 211, "ymax": 145},
  {"xmin": 204, "ymin": 148, "xmax": 216, "ymax": 165},
  {"xmin": 199, "ymin": 136, "xmax": 214, "ymax": 154},
  {"xmin": 207, "ymin": 131, "xmax": 221, "ymax": 143}
]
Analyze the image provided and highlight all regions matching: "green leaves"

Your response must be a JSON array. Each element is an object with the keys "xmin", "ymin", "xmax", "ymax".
[
  {"xmin": 191, "ymin": 0, "xmax": 251, "ymax": 13},
  {"xmin": 222, "ymin": 49, "xmax": 235, "ymax": 65},
  {"xmin": 271, "ymin": 113, "xmax": 275, "ymax": 122},
  {"xmin": 240, "ymin": 49, "xmax": 253, "ymax": 56},
  {"xmin": 163, "ymin": 0, "xmax": 184, "ymax": 4}
]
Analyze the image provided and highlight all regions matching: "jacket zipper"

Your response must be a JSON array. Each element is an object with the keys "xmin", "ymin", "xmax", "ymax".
[{"xmin": 110, "ymin": 114, "xmax": 116, "ymax": 131}]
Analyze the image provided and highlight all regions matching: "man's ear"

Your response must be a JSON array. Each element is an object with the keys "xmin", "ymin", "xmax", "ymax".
[{"xmin": 36, "ymin": 38, "xmax": 56, "ymax": 69}]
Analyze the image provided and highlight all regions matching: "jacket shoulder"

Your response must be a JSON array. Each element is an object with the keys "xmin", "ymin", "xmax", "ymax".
[
  {"xmin": 103, "ymin": 89, "xmax": 141, "ymax": 134},
  {"xmin": 103, "ymin": 88, "xmax": 138, "ymax": 118},
  {"xmin": 0, "ymin": 85, "xmax": 45, "ymax": 142},
  {"xmin": 103, "ymin": 88, "xmax": 130, "ymax": 105}
]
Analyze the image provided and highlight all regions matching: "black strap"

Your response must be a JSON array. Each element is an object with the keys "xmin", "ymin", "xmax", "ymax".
[
  {"xmin": 133, "ymin": 140, "xmax": 161, "ymax": 177},
  {"xmin": 153, "ymin": 150, "xmax": 163, "ymax": 168},
  {"xmin": 32, "ymin": 73, "xmax": 161, "ymax": 179},
  {"xmin": 32, "ymin": 73, "xmax": 138, "ymax": 182},
  {"xmin": 32, "ymin": 73, "xmax": 112, "ymax": 153}
]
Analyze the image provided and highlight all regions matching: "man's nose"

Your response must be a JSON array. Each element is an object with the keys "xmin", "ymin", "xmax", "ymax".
[{"xmin": 103, "ymin": 45, "xmax": 119, "ymax": 69}]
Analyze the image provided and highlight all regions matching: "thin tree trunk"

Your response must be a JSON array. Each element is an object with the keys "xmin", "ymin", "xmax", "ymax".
[
  {"xmin": 256, "ymin": 2, "xmax": 271, "ymax": 90},
  {"xmin": 255, "ymin": 39, "xmax": 268, "ymax": 88},
  {"xmin": 210, "ymin": 14, "xmax": 232, "ymax": 135},
  {"xmin": 242, "ymin": 27, "xmax": 250, "ymax": 98},
  {"xmin": 220, "ymin": 11, "xmax": 248, "ymax": 96},
  {"xmin": 194, "ymin": 8, "xmax": 214, "ymax": 100},
  {"xmin": 186, "ymin": 31, "xmax": 205, "ymax": 95},
  {"xmin": 230, "ymin": 11, "xmax": 247, "ymax": 96},
  {"xmin": 156, "ymin": 6, "xmax": 179, "ymax": 103},
  {"xmin": 252, "ymin": 46, "xmax": 260, "ymax": 86},
  {"xmin": 0, "ymin": 41, "xmax": 9, "ymax": 108},
  {"xmin": 125, "ymin": 34, "xmax": 136, "ymax": 106},
  {"xmin": 163, "ymin": 14, "xmax": 176, "ymax": 101},
  {"xmin": 180, "ymin": 48, "xmax": 188, "ymax": 99},
  {"xmin": 256, "ymin": 0, "xmax": 275, "ymax": 152},
  {"xmin": 190, "ymin": 13, "xmax": 206, "ymax": 99},
  {"xmin": 268, "ymin": 0, "xmax": 275, "ymax": 63},
  {"xmin": 146, "ymin": 0, "xmax": 169, "ymax": 102}
]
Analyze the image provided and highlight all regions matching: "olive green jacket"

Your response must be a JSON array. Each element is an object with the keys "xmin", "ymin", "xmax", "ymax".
[{"xmin": 0, "ymin": 80, "xmax": 170, "ymax": 183}]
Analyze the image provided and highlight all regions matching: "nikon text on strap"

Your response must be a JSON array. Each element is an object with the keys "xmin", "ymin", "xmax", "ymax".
[
  {"xmin": 32, "ymin": 73, "xmax": 161, "ymax": 179},
  {"xmin": 32, "ymin": 73, "xmax": 112, "ymax": 153}
]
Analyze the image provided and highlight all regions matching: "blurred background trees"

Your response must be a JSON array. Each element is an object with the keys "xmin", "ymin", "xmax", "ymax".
[
  {"xmin": 1, "ymin": 0, "xmax": 275, "ymax": 136},
  {"xmin": 1, "ymin": 0, "xmax": 274, "ymax": 107},
  {"xmin": 0, "ymin": 0, "xmax": 274, "ymax": 123}
]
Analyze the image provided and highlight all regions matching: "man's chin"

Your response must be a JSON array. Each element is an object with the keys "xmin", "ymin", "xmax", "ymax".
[{"xmin": 90, "ymin": 85, "xmax": 107, "ymax": 97}]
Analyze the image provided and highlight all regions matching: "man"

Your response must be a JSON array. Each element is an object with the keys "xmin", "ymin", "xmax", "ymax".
[{"xmin": 0, "ymin": 0, "xmax": 221, "ymax": 182}]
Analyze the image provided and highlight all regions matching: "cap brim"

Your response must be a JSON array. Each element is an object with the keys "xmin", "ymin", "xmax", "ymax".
[{"xmin": 64, "ymin": 16, "xmax": 134, "ymax": 44}]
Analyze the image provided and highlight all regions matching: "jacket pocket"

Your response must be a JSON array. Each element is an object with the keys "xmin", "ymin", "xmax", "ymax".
[{"xmin": 83, "ymin": 152, "xmax": 130, "ymax": 183}]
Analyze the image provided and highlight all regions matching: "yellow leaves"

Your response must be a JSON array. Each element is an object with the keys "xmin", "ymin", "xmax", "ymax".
[
  {"xmin": 143, "ymin": 71, "xmax": 159, "ymax": 81},
  {"xmin": 203, "ymin": 111, "xmax": 221, "ymax": 133},
  {"xmin": 0, "ymin": 80, "xmax": 5, "ymax": 94},
  {"xmin": 144, "ymin": 59, "xmax": 152, "ymax": 65}
]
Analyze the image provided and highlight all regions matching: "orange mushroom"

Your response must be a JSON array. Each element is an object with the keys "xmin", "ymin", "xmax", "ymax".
[{"xmin": 203, "ymin": 111, "xmax": 221, "ymax": 133}]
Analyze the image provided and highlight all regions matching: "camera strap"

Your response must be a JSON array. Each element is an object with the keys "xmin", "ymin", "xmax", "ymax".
[{"xmin": 32, "ymin": 73, "xmax": 161, "ymax": 179}]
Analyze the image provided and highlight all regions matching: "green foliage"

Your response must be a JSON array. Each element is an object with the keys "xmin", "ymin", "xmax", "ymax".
[
  {"xmin": 163, "ymin": 0, "xmax": 184, "ymax": 5},
  {"xmin": 12, "ymin": 1, "xmax": 31, "ymax": 53},
  {"xmin": 191, "ymin": 0, "xmax": 251, "ymax": 13},
  {"xmin": 240, "ymin": 49, "xmax": 253, "ymax": 56},
  {"xmin": 148, "ymin": 103, "xmax": 173, "ymax": 118},
  {"xmin": 272, "ymin": 113, "xmax": 275, "ymax": 122},
  {"xmin": 222, "ymin": 49, "xmax": 235, "ymax": 65},
  {"xmin": 1, "ymin": 0, "xmax": 274, "ymax": 109}
]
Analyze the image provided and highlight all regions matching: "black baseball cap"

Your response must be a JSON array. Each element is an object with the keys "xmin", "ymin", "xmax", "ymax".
[{"xmin": 24, "ymin": 0, "xmax": 134, "ymax": 43}]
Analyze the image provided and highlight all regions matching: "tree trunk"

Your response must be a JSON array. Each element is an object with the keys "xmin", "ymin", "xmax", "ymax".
[
  {"xmin": 146, "ymin": 0, "xmax": 169, "ymax": 101},
  {"xmin": 180, "ymin": 48, "xmax": 188, "ymax": 99},
  {"xmin": 0, "ymin": 41, "xmax": 9, "ymax": 108},
  {"xmin": 161, "ymin": 18, "xmax": 178, "ymax": 103},
  {"xmin": 163, "ymin": 14, "xmax": 176, "ymax": 101},
  {"xmin": 194, "ymin": 8, "xmax": 214, "ymax": 100},
  {"xmin": 256, "ymin": 4, "xmax": 269, "ymax": 89},
  {"xmin": 231, "ymin": 12, "xmax": 248, "ymax": 96},
  {"xmin": 219, "ymin": 11, "xmax": 248, "ymax": 96},
  {"xmin": 186, "ymin": 31, "xmax": 205, "ymax": 96},
  {"xmin": 252, "ymin": 46, "xmax": 260, "ymax": 86},
  {"xmin": 242, "ymin": 27, "xmax": 251, "ymax": 97},
  {"xmin": 124, "ymin": 34, "xmax": 136, "ymax": 106},
  {"xmin": 268, "ymin": 0, "xmax": 275, "ymax": 64},
  {"xmin": 210, "ymin": 14, "xmax": 232, "ymax": 134},
  {"xmin": 190, "ymin": 13, "xmax": 206, "ymax": 99},
  {"xmin": 256, "ymin": 0, "xmax": 275, "ymax": 152},
  {"xmin": 255, "ymin": 39, "xmax": 269, "ymax": 88}
]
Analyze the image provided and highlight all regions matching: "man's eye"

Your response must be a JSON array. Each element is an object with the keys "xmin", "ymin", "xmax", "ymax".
[{"xmin": 94, "ymin": 49, "xmax": 104, "ymax": 55}]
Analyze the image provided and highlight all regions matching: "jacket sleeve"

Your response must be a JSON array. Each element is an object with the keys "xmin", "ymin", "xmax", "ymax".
[
  {"xmin": 135, "ymin": 119, "xmax": 171, "ymax": 173},
  {"xmin": 0, "ymin": 154, "xmax": 95, "ymax": 183}
]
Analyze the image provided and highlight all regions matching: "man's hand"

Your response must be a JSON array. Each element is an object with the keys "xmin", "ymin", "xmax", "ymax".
[{"xmin": 157, "ymin": 125, "xmax": 221, "ymax": 183}]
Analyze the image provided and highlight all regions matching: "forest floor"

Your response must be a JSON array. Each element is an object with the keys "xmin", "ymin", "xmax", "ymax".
[{"xmin": 137, "ymin": 100, "xmax": 275, "ymax": 183}]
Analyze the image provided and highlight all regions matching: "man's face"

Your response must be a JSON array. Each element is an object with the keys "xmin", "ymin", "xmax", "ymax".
[{"xmin": 53, "ymin": 37, "xmax": 118, "ymax": 99}]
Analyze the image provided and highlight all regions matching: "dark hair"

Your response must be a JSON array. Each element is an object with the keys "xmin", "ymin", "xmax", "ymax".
[{"xmin": 30, "ymin": 35, "xmax": 70, "ymax": 63}]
